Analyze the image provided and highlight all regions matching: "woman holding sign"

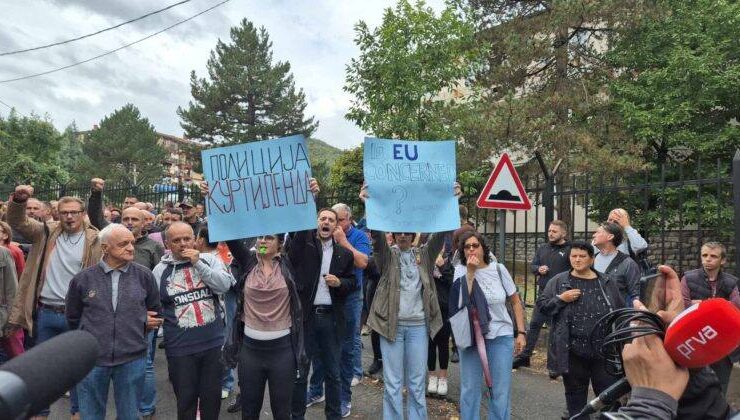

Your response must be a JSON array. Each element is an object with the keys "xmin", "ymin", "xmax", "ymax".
[{"xmin": 360, "ymin": 182, "xmax": 459, "ymax": 420}]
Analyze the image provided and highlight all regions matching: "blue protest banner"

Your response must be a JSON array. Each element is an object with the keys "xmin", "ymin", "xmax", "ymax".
[
  {"xmin": 363, "ymin": 137, "xmax": 458, "ymax": 233},
  {"xmin": 201, "ymin": 134, "xmax": 317, "ymax": 241}
]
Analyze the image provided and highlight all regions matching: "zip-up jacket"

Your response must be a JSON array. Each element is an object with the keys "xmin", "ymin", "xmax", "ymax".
[
  {"xmin": 152, "ymin": 252, "xmax": 234, "ymax": 357},
  {"xmin": 538, "ymin": 270, "xmax": 624, "ymax": 375},
  {"xmin": 530, "ymin": 241, "xmax": 571, "ymax": 293},
  {"xmin": 66, "ymin": 261, "xmax": 161, "ymax": 366}
]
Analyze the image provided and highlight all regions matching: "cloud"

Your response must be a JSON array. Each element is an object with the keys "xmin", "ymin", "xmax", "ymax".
[{"xmin": 0, "ymin": 0, "xmax": 446, "ymax": 150}]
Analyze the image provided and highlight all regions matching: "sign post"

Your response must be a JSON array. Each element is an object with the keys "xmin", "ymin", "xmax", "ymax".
[{"xmin": 477, "ymin": 153, "xmax": 532, "ymax": 261}]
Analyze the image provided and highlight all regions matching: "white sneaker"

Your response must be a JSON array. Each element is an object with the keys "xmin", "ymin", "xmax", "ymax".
[
  {"xmin": 437, "ymin": 377, "xmax": 448, "ymax": 396},
  {"xmin": 427, "ymin": 375, "xmax": 438, "ymax": 394},
  {"xmin": 350, "ymin": 376, "xmax": 361, "ymax": 387}
]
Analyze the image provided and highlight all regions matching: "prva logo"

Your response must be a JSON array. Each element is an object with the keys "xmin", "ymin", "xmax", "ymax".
[{"xmin": 676, "ymin": 325, "xmax": 718, "ymax": 359}]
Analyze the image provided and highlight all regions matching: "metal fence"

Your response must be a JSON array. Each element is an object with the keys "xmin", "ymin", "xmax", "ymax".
[{"xmin": 3, "ymin": 154, "xmax": 736, "ymax": 306}]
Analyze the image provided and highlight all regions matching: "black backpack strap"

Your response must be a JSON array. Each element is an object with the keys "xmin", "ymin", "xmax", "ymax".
[
  {"xmin": 604, "ymin": 252, "xmax": 629, "ymax": 274},
  {"xmin": 30, "ymin": 223, "xmax": 51, "ymax": 332}
]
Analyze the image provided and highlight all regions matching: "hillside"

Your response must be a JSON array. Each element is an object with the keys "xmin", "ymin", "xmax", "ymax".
[{"xmin": 308, "ymin": 138, "xmax": 343, "ymax": 166}]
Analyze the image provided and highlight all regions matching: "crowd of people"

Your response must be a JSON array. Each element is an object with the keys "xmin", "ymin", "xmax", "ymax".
[{"xmin": 0, "ymin": 178, "xmax": 738, "ymax": 420}]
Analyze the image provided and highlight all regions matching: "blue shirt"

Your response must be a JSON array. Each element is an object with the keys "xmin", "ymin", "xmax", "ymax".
[{"xmin": 346, "ymin": 226, "xmax": 371, "ymax": 290}]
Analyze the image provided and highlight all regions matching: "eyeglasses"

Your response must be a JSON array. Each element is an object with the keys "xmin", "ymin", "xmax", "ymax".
[
  {"xmin": 59, "ymin": 210, "xmax": 84, "ymax": 217},
  {"xmin": 464, "ymin": 243, "xmax": 481, "ymax": 250}
]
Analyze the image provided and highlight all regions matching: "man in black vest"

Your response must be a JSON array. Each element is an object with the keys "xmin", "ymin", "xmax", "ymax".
[
  {"xmin": 680, "ymin": 241, "xmax": 740, "ymax": 395},
  {"xmin": 513, "ymin": 220, "xmax": 571, "ymax": 370}
]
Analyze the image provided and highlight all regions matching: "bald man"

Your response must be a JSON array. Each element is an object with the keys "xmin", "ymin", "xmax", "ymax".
[{"xmin": 152, "ymin": 222, "xmax": 234, "ymax": 420}]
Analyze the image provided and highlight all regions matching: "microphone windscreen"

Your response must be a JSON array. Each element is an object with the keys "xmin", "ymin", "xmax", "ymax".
[
  {"xmin": 664, "ymin": 298, "xmax": 740, "ymax": 368},
  {"xmin": 0, "ymin": 330, "xmax": 99, "ymax": 416}
]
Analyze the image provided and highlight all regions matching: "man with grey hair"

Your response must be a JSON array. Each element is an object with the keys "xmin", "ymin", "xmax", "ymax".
[
  {"xmin": 306, "ymin": 203, "xmax": 370, "ymax": 417},
  {"xmin": 66, "ymin": 223, "xmax": 162, "ymax": 420}
]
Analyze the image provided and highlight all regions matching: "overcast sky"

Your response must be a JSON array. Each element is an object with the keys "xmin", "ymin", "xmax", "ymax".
[{"xmin": 0, "ymin": 0, "xmax": 444, "ymax": 150}]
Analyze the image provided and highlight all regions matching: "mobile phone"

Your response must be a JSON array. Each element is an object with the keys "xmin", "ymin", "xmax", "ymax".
[{"xmin": 639, "ymin": 272, "xmax": 666, "ymax": 312}]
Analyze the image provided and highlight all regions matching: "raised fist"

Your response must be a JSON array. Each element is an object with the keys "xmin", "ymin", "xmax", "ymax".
[
  {"xmin": 13, "ymin": 185, "xmax": 33, "ymax": 202},
  {"xmin": 91, "ymin": 178, "xmax": 105, "ymax": 192}
]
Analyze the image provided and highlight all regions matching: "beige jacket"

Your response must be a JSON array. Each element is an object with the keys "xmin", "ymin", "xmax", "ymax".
[
  {"xmin": 7, "ymin": 200, "xmax": 101, "ymax": 334},
  {"xmin": 367, "ymin": 231, "xmax": 446, "ymax": 341},
  {"xmin": 0, "ymin": 247, "xmax": 18, "ymax": 332}
]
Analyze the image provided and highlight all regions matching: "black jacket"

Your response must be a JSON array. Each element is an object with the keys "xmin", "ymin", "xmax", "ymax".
[
  {"xmin": 683, "ymin": 268, "xmax": 738, "ymax": 301},
  {"xmin": 530, "ymin": 241, "xmax": 571, "ymax": 292},
  {"xmin": 286, "ymin": 229, "xmax": 356, "ymax": 337},
  {"xmin": 222, "ymin": 239, "xmax": 306, "ymax": 377},
  {"xmin": 537, "ymin": 270, "xmax": 624, "ymax": 375}
]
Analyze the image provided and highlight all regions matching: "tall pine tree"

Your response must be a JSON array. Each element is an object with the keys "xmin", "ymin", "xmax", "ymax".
[{"xmin": 178, "ymin": 19, "xmax": 317, "ymax": 145}]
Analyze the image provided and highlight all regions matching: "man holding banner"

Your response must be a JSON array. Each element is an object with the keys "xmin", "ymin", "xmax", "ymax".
[{"xmin": 361, "ymin": 138, "xmax": 461, "ymax": 420}]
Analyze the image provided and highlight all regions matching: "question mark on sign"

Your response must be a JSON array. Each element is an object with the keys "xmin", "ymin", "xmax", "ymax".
[{"xmin": 392, "ymin": 185, "xmax": 408, "ymax": 215}]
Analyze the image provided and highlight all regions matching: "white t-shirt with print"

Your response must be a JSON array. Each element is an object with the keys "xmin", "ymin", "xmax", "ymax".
[{"xmin": 471, "ymin": 264, "xmax": 517, "ymax": 339}]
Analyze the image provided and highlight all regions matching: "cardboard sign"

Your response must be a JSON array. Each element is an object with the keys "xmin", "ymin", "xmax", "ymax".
[
  {"xmin": 201, "ymin": 135, "xmax": 317, "ymax": 241},
  {"xmin": 363, "ymin": 137, "xmax": 458, "ymax": 232}
]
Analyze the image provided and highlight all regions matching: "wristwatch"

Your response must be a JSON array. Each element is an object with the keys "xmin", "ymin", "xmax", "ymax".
[{"xmin": 516, "ymin": 330, "xmax": 526, "ymax": 337}]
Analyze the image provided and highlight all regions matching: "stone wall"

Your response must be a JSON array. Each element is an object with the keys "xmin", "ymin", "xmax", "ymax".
[{"xmin": 480, "ymin": 230, "xmax": 736, "ymax": 276}]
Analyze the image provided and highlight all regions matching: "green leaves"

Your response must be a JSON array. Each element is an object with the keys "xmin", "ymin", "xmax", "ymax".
[{"xmin": 178, "ymin": 18, "xmax": 317, "ymax": 145}]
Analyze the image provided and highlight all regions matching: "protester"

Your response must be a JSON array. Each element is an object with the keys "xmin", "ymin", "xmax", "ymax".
[
  {"xmin": 193, "ymin": 226, "xmax": 238, "ymax": 400},
  {"xmin": 179, "ymin": 198, "xmax": 203, "ymax": 232},
  {"xmin": 538, "ymin": 242, "xmax": 625, "ymax": 419},
  {"xmin": 449, "ymin": 231, "xmax": 527, "ymax": 419},
  {"xmin": 607, "ymin": 208, "xmax": 648, "ymax": 255},
  {"xmin": 679, "ymin": 242, "xmax": 740, "ymax": 395},
  {"xmin": 222, "ymin": 231, "xmax": 304, "ymax": 420},
  {"xmin": 151, "ymin": 207, "xmax": 184, "ymax": 245},
  {"xmin": 514, "ymin": 220, "xmax": 571, "ymax": 370},
  {"xmin": 0, "ymin": 246, "xmax": 18, "ymax": 364},
  {"xmin": 307, "ymin": 203, "xmax": 370, "ymax": 416},
  {"xmin": 0, "ymin": 221, "xmax": 25, "ymax": 278},
  {"xmin": 593, "ymin": 222, "xmax": 641, "ymax": 305},
  {"xmin": 6, "ymin": 185, "xmax": 101, "ymax": 419},
  {"xmin": 66, "ymin": 224, "xmax": 162, "ymax": 420},
  {"xmin": 289, "ymin": 205, "xmax": 356, "ymax": 420},
  {"xmin": 361, "ymin": 182, "xmax": 460, "ymax": 420},
  {"xmin": 123, "ymin": 196, "xmax": 138, "ymax": 210},
  {"xmin": 362, "ymin": 254, "xmax": 383, "ymax": 376},
  {"xmin": 152, "ymin": 222, "xmax": 234, "ymax": 420},
  {"xmin": 427, "ymin": 249, "xmax": 453, "ymax": 397},
  {"xmin": 110, "ymin": 207, "xmax": 122, "ymax": 223}
]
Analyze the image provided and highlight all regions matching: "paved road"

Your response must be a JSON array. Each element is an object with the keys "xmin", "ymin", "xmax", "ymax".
[{"xmin": 51, "ymin": 335, "xmax": 738, "ymax": 419}]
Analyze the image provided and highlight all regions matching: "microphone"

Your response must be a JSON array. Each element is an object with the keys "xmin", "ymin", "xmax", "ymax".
[
  {"xmin": 573, "ymin": 299, "xmax": 740, "ymax": 419},
  {"xmin": 0, "ymin": 330, "xmax": 99, "ymax": 419},
  {"xmin": 663, "ymin": 298, "xmax": 740, "ymax": 368}
]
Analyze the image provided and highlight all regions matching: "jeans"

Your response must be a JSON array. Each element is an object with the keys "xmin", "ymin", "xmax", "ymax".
[
  {"xmin": 292, "ymin": 311, "xmax": 342, "ymax": 420},
  {"xmin": 167, "ymin": 347, "xmax": 223, "ymax": 420},
  {"xmin": 35, "ymin": 306, "xmax": 79, "ymax": 415},
  {"xmin": 138, "ymin": 330, "xmax": 157, "ymax": 415},
  {"xmin": 562, "ymin": 351, "xmax": 619, "ymax": 419},
  {"xmin": 308, "ymin": 290, "xmax": 363, "ymax": 408},
  {"xmin": 380, "ymin": 324, "xmax": 428, "ymax": 420},
  {"xmin": 77, "ymin": 356, "xmax": 146, "ymax": 420},
  {"xmin": 521, "ymin": 301, "xmax": 549, "ymax": 358},
  {"xmin": 459, "ymin": 335, "xmax": 514, "ymax": 420},
  {"xmin": 221, "ymin": 289, "xmax": 238, "ymax": 392}
]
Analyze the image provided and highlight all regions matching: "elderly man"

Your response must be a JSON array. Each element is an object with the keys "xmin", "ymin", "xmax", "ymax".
[
  {"xmin": 6, "ymin": 185, "xmax": 101, "ymax": 419},
  {"xmin": 66, "ymin": 224, "xmax": 162, "ymax": 420},
  {"xmin": 153, "ymin": 222, "xmax": 234, "ymax": 420},
  {"xmin": 306, "ymin": 203, "xmax": 370, "ymax": 417}
]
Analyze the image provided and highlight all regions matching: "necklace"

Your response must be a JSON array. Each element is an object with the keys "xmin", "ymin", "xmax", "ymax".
[{"xmin": 63, "ymin": 231, "xmax": 84, "ymax": 246}]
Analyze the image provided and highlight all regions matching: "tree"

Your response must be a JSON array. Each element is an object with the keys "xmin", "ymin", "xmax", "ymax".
[
  {"xmin": 344, "ymin": 0, "xmax": 481, "ymax": 141},
  {"xmin": 609, "ymin": 0, "xmax": 740, "ymax": 164},
  {"xmin": 325, "ymin": 145, "xmax": 365, "ymax": 215},
  {"xmin": 460, "ymin": 0, "xmax": 650, "ymax": 172},
  {"xmin": 80, "ymin": 104, "xmax": 166, "ymax": 185},
  {"xmin": 178, "ymin": 18, "xmax": 317, "ymax": 145},
  {"xmin": 0, "ymin": 111, "xmax": 69, "ymax": 190}
]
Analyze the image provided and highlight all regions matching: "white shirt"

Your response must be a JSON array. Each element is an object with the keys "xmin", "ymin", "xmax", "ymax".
[
  {"xmin": 471, "ymin": 264, "xmax": 517, "ymax": 339},
  {"xmin": 313, "ymin": 240, "xmax": 334, "ymax": 305}
]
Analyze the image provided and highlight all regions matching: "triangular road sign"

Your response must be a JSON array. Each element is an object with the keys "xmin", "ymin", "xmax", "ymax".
[{"xmin": 476, "ymin": 153, "xmax": 532, "ymax": 210}]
